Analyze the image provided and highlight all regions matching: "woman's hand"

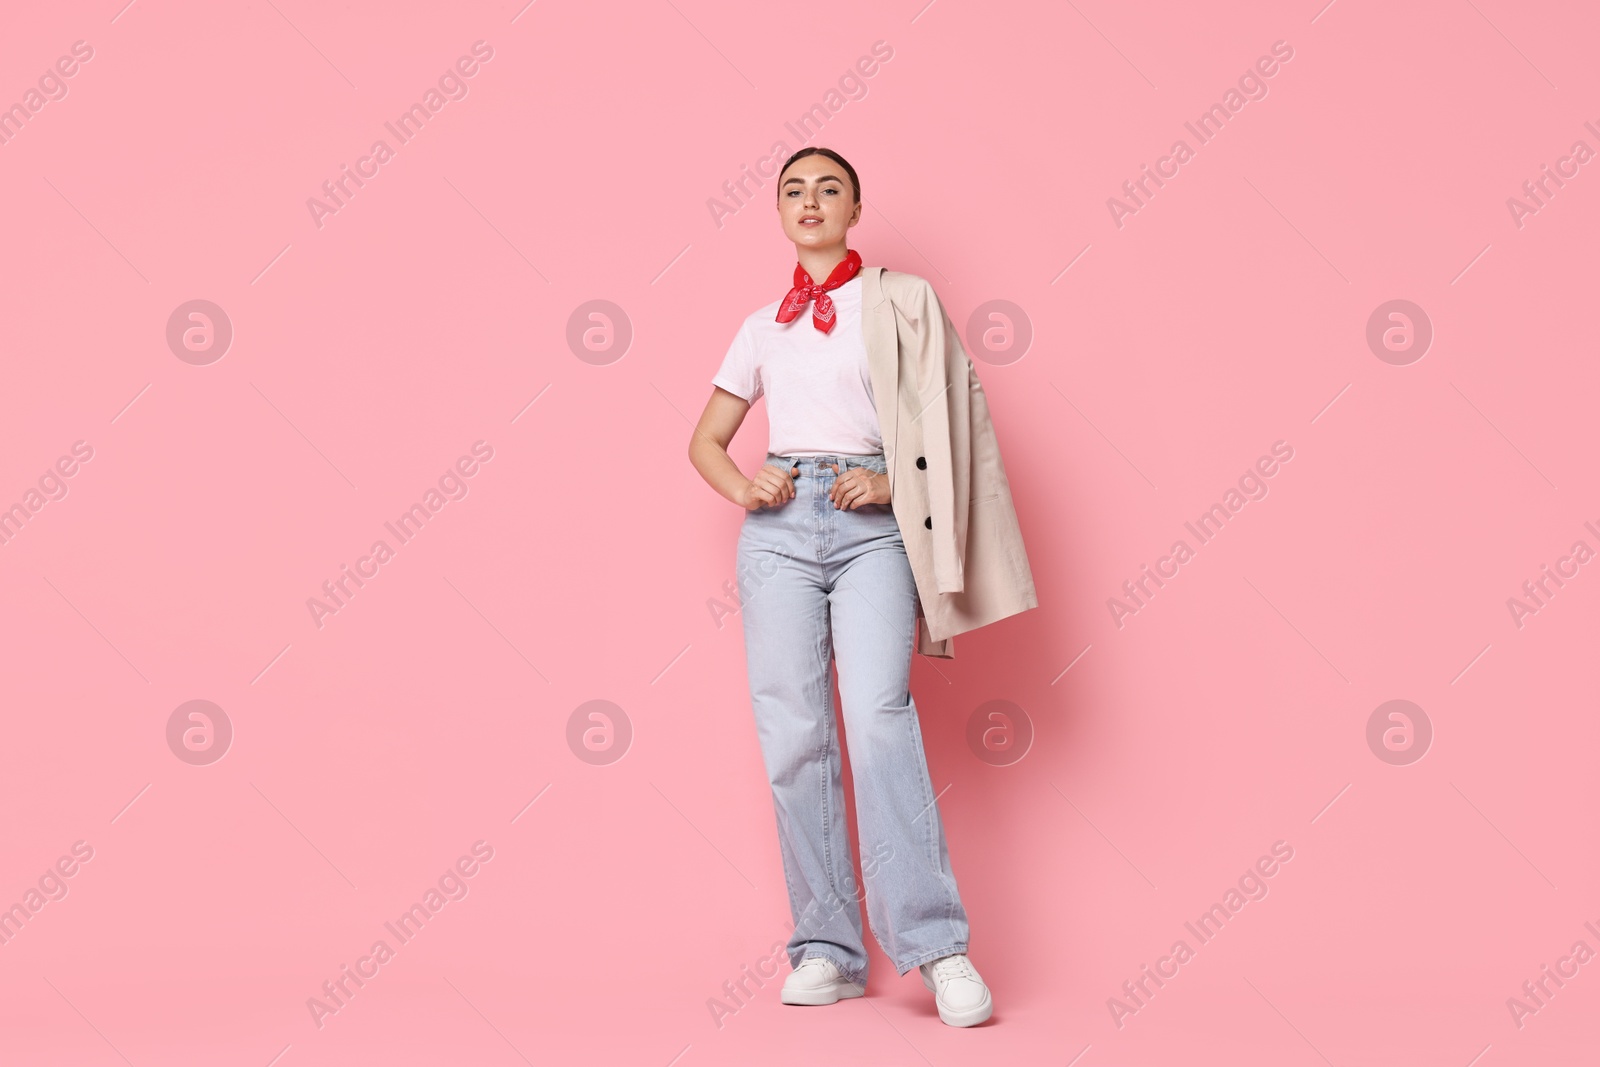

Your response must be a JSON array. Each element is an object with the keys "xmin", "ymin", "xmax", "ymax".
[
  {"xmin": 829, "ymin": 464, "xmax": 890, "ymax": 510},
  {"xmin": 740, "ymin": 462, "xmax": 800, "ymax": 510}
]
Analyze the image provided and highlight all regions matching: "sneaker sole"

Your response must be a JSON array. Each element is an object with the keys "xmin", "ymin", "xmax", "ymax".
[
  {"xmin": 920, "ymin": 972, "xmax": 993, "ymax": 1026},
  {"xmin": 780, "ymin": 980, "xmax": 866, "ymax": 1006}
]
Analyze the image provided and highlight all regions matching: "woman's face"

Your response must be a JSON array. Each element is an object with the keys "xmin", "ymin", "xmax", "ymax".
[{"xmin": 776, "ymin": 155, "xmax": 860, "ymax": 250}]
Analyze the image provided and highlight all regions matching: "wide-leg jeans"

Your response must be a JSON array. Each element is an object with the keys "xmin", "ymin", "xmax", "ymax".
[{"xmin": 735, "ymin": 450, "xmax": 970, "ymax": 986}]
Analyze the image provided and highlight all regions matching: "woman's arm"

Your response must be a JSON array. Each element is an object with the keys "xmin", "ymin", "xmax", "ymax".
[{"xmin": 689, "ymin": 386, "xmax": 775, "ymax": 509}]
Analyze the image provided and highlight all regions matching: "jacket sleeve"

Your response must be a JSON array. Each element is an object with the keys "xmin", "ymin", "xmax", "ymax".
[{"xmin": 915, "ymin": 282, "xmax": 972, "ymax": 595}]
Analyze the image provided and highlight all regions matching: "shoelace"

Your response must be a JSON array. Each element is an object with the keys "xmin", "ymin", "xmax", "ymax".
[{"xmin": 930, "ymin": 955, "xmax": 977, "ymax": 983}]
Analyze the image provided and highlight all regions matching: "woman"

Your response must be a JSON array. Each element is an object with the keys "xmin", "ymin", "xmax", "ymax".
[{"xmin": 688, "ymin": 147, "xmax": 993, "ymax": 1027}]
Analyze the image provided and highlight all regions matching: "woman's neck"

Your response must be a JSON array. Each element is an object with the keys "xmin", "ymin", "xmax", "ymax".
[{"xmin": 796, "ymin": 246, "xmax": 850, "ymax": 285}]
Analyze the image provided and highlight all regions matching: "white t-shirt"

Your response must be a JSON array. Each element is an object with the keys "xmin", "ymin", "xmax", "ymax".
[{"xmin": 712, "ymin": 276, "xmax": 883, "ymax": 456}]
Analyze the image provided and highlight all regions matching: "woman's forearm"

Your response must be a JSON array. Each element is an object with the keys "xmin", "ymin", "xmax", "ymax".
[{"xmin": 689, "ymin": 434, "xmax": 751, "ymax": 508}]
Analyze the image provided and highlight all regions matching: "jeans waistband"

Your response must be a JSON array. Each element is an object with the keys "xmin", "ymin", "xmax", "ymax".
[{"xmin": 766, "ymin": 452, "xmax": 887, "ymax": 476}]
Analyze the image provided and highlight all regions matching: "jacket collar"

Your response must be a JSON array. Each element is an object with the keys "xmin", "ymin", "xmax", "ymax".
[{"xmin": 861, "ymin": 266, "xmax": 902, "ymax": 495}]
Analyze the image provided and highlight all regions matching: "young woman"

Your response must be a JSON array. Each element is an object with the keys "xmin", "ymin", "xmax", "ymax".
[{"xmin": 688, "ymin": 147, "xmax": 993, "ymax": 1028}]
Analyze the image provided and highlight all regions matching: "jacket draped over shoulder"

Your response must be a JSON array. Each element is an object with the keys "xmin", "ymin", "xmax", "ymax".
[{"xmin": 860, "ymin": 266, "xmax": 1039, "ymax": 659}]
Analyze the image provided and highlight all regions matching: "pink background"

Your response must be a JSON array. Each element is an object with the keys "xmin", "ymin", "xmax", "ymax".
[{"xmin": 2, "ymin": 1, "xmax": 1597, "ymax": 1064}]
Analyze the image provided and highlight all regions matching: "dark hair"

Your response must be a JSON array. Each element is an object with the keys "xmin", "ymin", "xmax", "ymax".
[{"xmin": 776, "ymin": 147, "xmax": 860, "ymax": 205}]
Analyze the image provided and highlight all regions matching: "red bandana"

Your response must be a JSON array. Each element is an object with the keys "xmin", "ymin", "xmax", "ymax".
[{"xmin": 775, "ymin": 249, "xmax": 862, "ymax": 333}]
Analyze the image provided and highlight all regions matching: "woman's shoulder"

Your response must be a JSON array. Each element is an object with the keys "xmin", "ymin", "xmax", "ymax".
[
  {"xmin": 738, "ymin": 294, "xmax": 788, "ymax": 331},
  {"xmin": 878, "ymin": 267, "xmax": 930, "ymax": 289},
  {"xmin": 877, "ymin": 268, "xmax": 940, "ymax": 307}
]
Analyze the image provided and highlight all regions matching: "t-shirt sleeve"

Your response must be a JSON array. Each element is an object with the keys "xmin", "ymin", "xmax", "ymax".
[{"xmin": 711, "ymin": 321, "xmax": 762, "ymax": 403}]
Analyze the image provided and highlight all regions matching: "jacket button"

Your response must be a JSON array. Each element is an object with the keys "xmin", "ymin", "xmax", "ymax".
[
  {"xmin": 924, "ymin": 516, "xmax": 932, "ymax": 529},
  {"xmin": 915, "ymin": 456, "xmax": 926, "ymax": 469}
]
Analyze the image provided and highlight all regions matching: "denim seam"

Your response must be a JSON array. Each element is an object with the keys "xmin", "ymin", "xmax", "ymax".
[
  {"xmin": 818, "ymin": 673, "xmax": 840, "ymax": 913},
  {"xmin": 912, "ymin": 705, "xmax": 963, "ymax": 950},
  {"xmin": 941, "ymin": 779, "xmax": 962, "ymax": 948},
  {"xmin": 817, "ymin": 627, "xmax": 857, "ymax": 943},
  {"xmin": 913, "ymin": 710, "xmax": 951, "ymax": 946},
  {"xmin": 778, "ymin": 811, "xmax": 805, "ymax": 932}
]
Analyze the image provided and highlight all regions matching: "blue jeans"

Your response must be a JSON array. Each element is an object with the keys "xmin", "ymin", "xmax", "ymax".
[{"xmin": 736, "ymin": 450, "xmax": 970, "ymax": 985}]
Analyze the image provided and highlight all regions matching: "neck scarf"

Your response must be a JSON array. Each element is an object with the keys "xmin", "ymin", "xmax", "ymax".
[{"xmin": 775, "ymin": 249, "xmax": 862, "ymax": 333}]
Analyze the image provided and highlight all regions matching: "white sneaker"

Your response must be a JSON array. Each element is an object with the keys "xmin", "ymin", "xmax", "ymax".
[
  {"xmin": 919, "ymin": 953, "xmax": 993, "ymax": 1026},
  {"xmin": 780, "ymin": 955, "xmax": 866, "ymax": 1005}
]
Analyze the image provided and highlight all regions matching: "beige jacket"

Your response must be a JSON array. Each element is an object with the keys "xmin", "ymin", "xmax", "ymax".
[{"xmin": 860, "ymin": 266, "xmax": 1039, "ymax": 658}]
